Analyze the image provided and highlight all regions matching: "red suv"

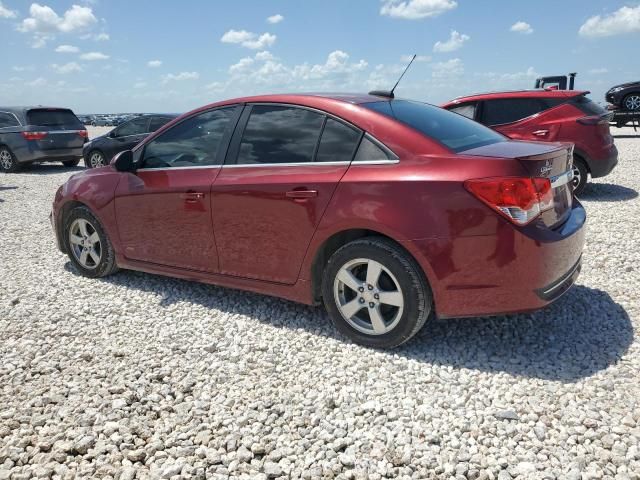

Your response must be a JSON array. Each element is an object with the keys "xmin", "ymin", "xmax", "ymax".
[
  {"xmin": 51, "ymin": 94, "xmax": 585, "ymax": 348},
  {"xmin": 442, "ymin": 90, "xmax": 618, "ymax": 194}
]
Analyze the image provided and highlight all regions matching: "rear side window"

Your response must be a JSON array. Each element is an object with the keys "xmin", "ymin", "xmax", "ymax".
[
  {"xmin": 149, "ymin": 116, "xmax": 174, "ymax": 132},
  {"xmin": 353, "ymin": 136, "xmax": 393, "ymax": 162},
  {"xmin": 27, "ymin": 109, "xmax": 81, "ymax": 127},
  {"xmin": 316, "ymin": 118, "xmax": 362, "ymax": 163},
  {"xmin": 481, "ymin": 98, "xmax": 547, "ymax": 126},
  {"xmin": 364, "ymin": 100, "xmax": 505, "ymax": 153},
  {"xmin": 570, "ymin": 95, "xmax": 607, "ymax": 115},
  {"xmin": 448, "ymin": 103, "xmax": 476, "ymax": 120},
  {"xmin": 237, "ymin": 105, "xmax": 324, "ymax": 165},
  {"xmin": 0, "ymin": 112, "xmax": 19, "ymax": 128}
]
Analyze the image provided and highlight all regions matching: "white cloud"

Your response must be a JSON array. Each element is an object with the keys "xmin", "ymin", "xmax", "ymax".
[
  {"xmin": 55, "ymin": 44, "xmax": 79, "ymax": 53},
  {"xmin": 80, "ymin": 51, "xmax": 109, "ymax": 60},
  {"xmin": 431, "ymin": 58, "xmax": 463, "ymax": 78},
  {"xmin": 27, "ymin": 77, "xmax": 47, "ymax": 87},
  {"xmin": 12, "ymin": 66, "xmax": 35, "ymax": 72},
  {"xmin": 266, "ymin": 14, "xmax": 284, "ymax": 24},
  {"xmin": 205, "ymin": 81, "xmax": 225, "ymax": 92},
  {"xmin": 162, "ymin": 71, "xmax": 199, "ymax": 84},
  {"xmin": 221, "ymin": 29, "xmax": 277, "ymax": 49},
  {"xmin": 51, "ymin": 61, "xmax": 82, "ymax": 74},
  {"xmin": 401, "ymin": 54, "xmax": 431, "ymax": 63},
  {"xmin": 589, "ymin": 67, "xmax": 609, "ymax": 75},
  {"xmin": 147, "ymin": 59, "xmax": 162, "ymax": 68},
  {"xmin": 579, "ymin": 6, "xmax": 640, "ymax": 37},
  {"xmin": 293, "ymin": 50, "xmax": 368, "ymax": 80},
  {"xmin": 229, "ymin": 57, "xmax": 255, "ymax": 74},
  {"xmin": 18, "ymin": 3, "xmax": 97, "ymax": 33},
  {"xmin": 433, "ymin": 30, "xmax": 470, "ymax": 53},
  {"xmin": 380, "ymin": 0, "xmax": 457, "ymax": 20},
  {"xmin": 510, "ymin": 21, "xmax": 533, "ymax": 34},
  {"xmin": 0, "ymin": 1, "xmax": 17, "ymax": 18},
  {"xmin": 134, "ymin": 81, "xmax": 147, "ymax": 89},
  {"xmin": 255, "ymin": 51, "xmax": 275, "ymax": 61},
  {"xmin": 94, "ymin": 32, "xmax": 109, "ymax": 41}
]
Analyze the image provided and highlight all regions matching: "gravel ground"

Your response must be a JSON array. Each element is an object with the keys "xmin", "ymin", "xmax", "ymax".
[{"xmin": 0, "ymin": 127, "xmax": 639, "ymax": 480}]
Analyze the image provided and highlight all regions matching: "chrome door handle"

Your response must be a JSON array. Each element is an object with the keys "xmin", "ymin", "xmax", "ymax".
[
  {"xmin": 285, "ymin": 190, "xmax": 318, "ymax": 199},
  {"xmin": 532, "ymin": 129, "xmax": 549, "ymax": 137},
  {"xmin": 180, "ymin": 192, "xmax": 205, "ymax": 202}
]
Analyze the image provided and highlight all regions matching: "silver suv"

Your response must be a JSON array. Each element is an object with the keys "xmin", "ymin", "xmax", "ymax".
[{"xmin": 0, "ymin": 107, "xmax": 87, "ymax": 173}]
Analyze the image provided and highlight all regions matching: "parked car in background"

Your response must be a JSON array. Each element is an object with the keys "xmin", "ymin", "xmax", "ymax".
[
  {"xmin": 89, "ymin": 116, "xmax": 110, "ymax": 127},
  {"xmin": 52, "ymin": 94, "xmax": 585, "ymax": 348},
  {"xmin": 0, "ymin": 106, "xmax": 87, "ymax": 173},
  {"xmin": 442, "ymin": 90, "xmax": 617, "ymax": 194},
  {"xmin": 83, "ymin": 114, "xmax": 177, "ymax": 168},
  {"xmin": 606, "ymin": 80, "xmax": 640, "ymax": 111}
]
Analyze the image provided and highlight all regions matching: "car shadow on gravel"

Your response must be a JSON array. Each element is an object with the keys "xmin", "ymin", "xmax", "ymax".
[
  {"xmin": 0, "ymin": 185, "xmax": 18, "ymax": 202},
  {"xmin": 17, "ymin": 164, "xmax": 85, "ymax": 175},
  {"xmin": 579, "ymin": 183, "xmax": 638, "ymax": 202},
  {"xmin": 66, "ymin": 261, "xmax": 632, "ymax": 383}
]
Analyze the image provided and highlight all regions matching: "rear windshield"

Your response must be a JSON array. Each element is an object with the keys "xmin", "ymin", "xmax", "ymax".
[
  {"xmin": 363, "ymin": 100, "xmax": 505, "ymax": 153},
  {"xmin": 27, "ymin": 109, "xmax": 82, "ymax": 127},
  {"xmin": 570, "ymin": 95, "xmax": 607, "ymax": 116}
]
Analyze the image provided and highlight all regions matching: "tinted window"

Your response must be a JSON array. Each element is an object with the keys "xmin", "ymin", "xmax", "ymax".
[
  {"xmin": 364, "ymin": 100, "xmax": 505, "ymax": 153},
  {"xmin": 27, "ymin": 109, "xmax": 81, "ymax": 127},
  {"xmin": 482, "ymin": 98, "xmax": 546, "ymax": 126},
  {"xmin": 570, "ymin": 95, "xmax": 607, "ymax": 115},
  {"xmin": 143, "ymin": 108, "xmax": 236, "ymax": 169},
  {"xmin": 0, "ymin": 112, "xmax": 19, "ymax": 128},
  {"xmin": 237, "ymin": 105, "xmax": 324, "ymax": 165},
  {"xmin": 149, "ymin": 116, "xmax": 174, "ymax": 132},
  {"xmin": 449, "ymin": 103, "xmax": 476, "ymax": 120},
  {"xmin": 353, "ymin": 136, "xmax": 392, "ymax": 162},
  {"xmin": 316, "ymin": 118, "xmax": 361, "ymax": 163},
  {"xmin": 116, "ymin": 117, "xmax": 149, "ymax": 137}
]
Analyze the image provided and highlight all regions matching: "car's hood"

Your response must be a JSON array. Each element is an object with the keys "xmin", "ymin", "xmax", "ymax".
[{"xmin": 609, "ymin": 81, "xmax": 640, "ymax": 90}]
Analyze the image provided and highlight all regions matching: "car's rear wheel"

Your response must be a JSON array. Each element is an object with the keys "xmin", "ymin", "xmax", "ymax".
[
  {"xmin": 62, "ymin": 159, "xmax": 80, "ymax": 167},
  {"xmin": 572, "ymin": 156, "xmax": 588, "ymax": 196},
  {"xmin": 86, "ymin": 150, "xmax": 106, "ymax": 168},
  {"xmin": 64, "ymin": 206, "xmax": 118, "ymax": 278},
  {"xmin": 0, "ymin": 146, "xmax": 20, "ymax": 173},
  {"xmin": 623, "ymin": 93, "xmax": 640, "ymax": 111},
  {"xmin": 322, "ymin": 237, "xmax": 432, "ymax": 348}
]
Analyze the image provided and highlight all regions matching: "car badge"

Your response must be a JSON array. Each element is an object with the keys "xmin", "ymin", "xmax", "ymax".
[{"xmin": 540, "ymin": 160, "xmax": 553, "ymax": 176}]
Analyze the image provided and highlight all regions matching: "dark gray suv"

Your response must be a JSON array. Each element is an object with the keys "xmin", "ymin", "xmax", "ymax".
[{"xmin": 0, "ymin": 106, "xmax": 87, "ymax": 173}]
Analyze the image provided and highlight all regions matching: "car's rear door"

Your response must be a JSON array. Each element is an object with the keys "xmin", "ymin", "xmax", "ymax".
[
  {"xmin": 211, "ymin": 104, "xmax": 362, "ymax": 284},
  {"xmin": 479, "ymin": 98, "xmax": 561, "ymax": 141},
  {"xmin": 114, "ymin": 106, "xmax": 240, "ymax": 272},
  {"xmin": 24, "ymin": 108, "xmax": 86, "ymax": 152}
]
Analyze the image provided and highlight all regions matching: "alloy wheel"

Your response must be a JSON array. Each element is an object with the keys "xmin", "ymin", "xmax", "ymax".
[
  {"xmin": 69, "ymin": 218, "xmax": 102, "ymax": 269},
  {"xmin": 572, "ymin": 165, "xmax": 582, "ymax": 189},
  {"xmin": 90, "ymin": 152, "xmax": 105, "ymax": 168},
  {"xmin": 0, "ymin": 150, "xmax": 13, "ymax": 170},
  {"xmin": 333, "ymin": 258, "xmax": 404, "ymax": 335},
  {"xmin": 624, "ymin": 95, "xmax": 640, "ymax": 111}
]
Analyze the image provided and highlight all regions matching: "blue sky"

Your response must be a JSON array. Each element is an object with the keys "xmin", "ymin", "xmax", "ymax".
[{"xmin": 0, "ymin": 0, "xmax": 639, "ymax": 113}]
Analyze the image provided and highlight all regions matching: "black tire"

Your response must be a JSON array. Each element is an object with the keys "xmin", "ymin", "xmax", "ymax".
[
  {"xmin": 63, "ymin": 206, "xmax": 118, "ymax": 278},
  {"xmin": 622, "ymin": 93, "xmax": 640, "ymax": 112},
  {"xmin": 572, "ymin": 156, "xmax": 588, "ymax": 196},
  {"xmin": 85, "ymin": 150, "xmax": 106, "ymax": 169},
  {"xmin": 62, "ymin": 159, "xmax": 80, "ymax": 167},
  {"xmin": 321, "ymin": 237, "xmax": 432, "ymax": 348},
  {"xmin": 0, "ymin": 146, "xmax": 20, "ymax": 173}
]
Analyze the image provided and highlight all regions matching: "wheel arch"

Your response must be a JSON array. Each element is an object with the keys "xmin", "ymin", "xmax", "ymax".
[{"xmin": 572, "ymin": 149, "xmax": 590, "ymax": 173}]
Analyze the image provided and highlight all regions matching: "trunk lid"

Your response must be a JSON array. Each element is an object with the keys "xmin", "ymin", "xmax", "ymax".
[
  {"xmin": 25, "ymin": 108, "xmax": 86, "ymax": 151},
  {"xmin": 462, "ymin": 141, "xmax": 574, "ymax": 228}
]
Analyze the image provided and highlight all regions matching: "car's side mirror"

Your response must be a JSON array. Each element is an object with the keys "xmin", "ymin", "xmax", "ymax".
[
  {"xmin": 112, "ymin": 150, "xmax": 135, "ymax": 172},
  {"xmin": 109, "ymin": 129, "xmax": 118, "ymax": 138}
]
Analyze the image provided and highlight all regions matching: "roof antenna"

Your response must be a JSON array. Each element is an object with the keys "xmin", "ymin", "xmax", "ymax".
[{"xmin": 369, "ymin": 54, "xmax": 416, "ymax": 99}]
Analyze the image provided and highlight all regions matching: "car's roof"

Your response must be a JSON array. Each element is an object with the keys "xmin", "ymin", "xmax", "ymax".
[
  {"xmin": 202, "ymin": 93, "xmax": 390, "ymax": 109},
  {"xmin": 0, "ymin": 106, "xmax": 74, "ymax": 113},
  {"xmin": 444, "ymin": 89, "xmax": 588, "ymax": 105}
]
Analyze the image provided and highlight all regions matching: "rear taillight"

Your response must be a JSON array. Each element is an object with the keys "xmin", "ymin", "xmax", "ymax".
[
  {"xmin": 21, "ymin": 131, "xmax": 48, "ymax": 140},
  {"xmin": 76, "ymin": 130, "xmax": 88, "ymax": 138},
  {"xmin": 464, "ymin": 177, "xmax": 553, "ymax": 226}
]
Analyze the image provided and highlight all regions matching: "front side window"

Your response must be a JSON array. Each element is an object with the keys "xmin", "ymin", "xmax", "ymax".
[
  {"xmin": 363, "ymin": 100, "xmax": 505, "ymax": 153},
  {"xmin": 316, "ymin": 118, "xmax": 362, "ymax": 163},
  {"xmin": 142, "ymin": 108, "xmax": 236, "ymax": 169},
  {"xmin": 448, "ymin": 103, "xmax": 476, "ymax": 120},
  {"xmin": 237, "ymin": 105, "xmax": 324, "ymax": 165},
  {"xmin": 149, "ymin": 116, "xmax": 174, "ymax": 132},
  {"xmin": 481, "ymin": 98, "xmax": 546, "ymax": 126},
  {"xmin": 0, "ymin": 112, "xmax": 19, "ymax": 128},
  {"xmin": 116, "ymin": 117, "xmax": 149, "ymax": 137}
]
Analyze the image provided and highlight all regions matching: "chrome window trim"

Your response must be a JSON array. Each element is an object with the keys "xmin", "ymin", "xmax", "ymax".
[
  {"xmin": 137, "ymin": 165, "xmax": 222, "ymax": 172},
  {"xmin": 550, "ymin": 169, "xmax": 574, "ymax": 189},
  {"xmin": 0, "ymin": 111, "xmax": 22, "ymax": 127}
]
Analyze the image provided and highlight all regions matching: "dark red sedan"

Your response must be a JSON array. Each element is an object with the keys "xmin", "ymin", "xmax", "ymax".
[{"xmin": 51, "ymin": 94, "xmax": 585, "ymax": 348}]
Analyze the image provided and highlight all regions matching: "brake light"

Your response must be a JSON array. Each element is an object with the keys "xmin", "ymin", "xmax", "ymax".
[
  {"xmin": 21, "ymin": 131, "xmax": 48, "ymax": 140},
  {"xmin": 76, "ymin": 130, "xmax": 88, "ymax": 138},
  {"xmin": 464, "ymin": 177, "xmax": 554, "ymax": 226}
]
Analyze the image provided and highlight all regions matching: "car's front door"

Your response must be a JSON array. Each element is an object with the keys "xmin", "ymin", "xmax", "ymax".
[
  {"xmin": 114, "ymin": 106, "xmax": 240, "ymax": 272},
  {"xmin": 110, "ymin": 117, "xmax": 151, "ymax": 152},
  {"xmin": 212, "ymin": 104, "xmax": 362, "ymax": 284}
]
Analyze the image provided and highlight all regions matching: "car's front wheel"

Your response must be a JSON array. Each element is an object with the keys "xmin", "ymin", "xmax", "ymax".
[
  {"xmin": 86, "ymin": 150, "xmax": 106, "ymax": 168},
  {"xmin": 64, "ymin": 206, "xmax": 118, "ymax": 278},
  {"xmin": 623, "ymin": 93, "xmax": 640, "ymax": 111},
  {"xmin": 0, "ymin": 146, "xmax": 20, "ymax": 173},
  {"xmin": 322, "ymin": 237, "xmax": 432, "ymax": 348},
  {"xmin": 572, "ymin": 156, "xmax": 588, "ymax": 196}
]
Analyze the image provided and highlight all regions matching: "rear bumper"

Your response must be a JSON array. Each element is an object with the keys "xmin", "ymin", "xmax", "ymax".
[
  {"xmin": 587, "ymin": 145, "xmax": 618, "ymax": 178},
  {"xmin": 16, "ymin": 146, "xmax": 83, "ymax": 164},
  {"xmin": 405, "ymin": 201, "xmax": 586, "ymax": 318}
]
